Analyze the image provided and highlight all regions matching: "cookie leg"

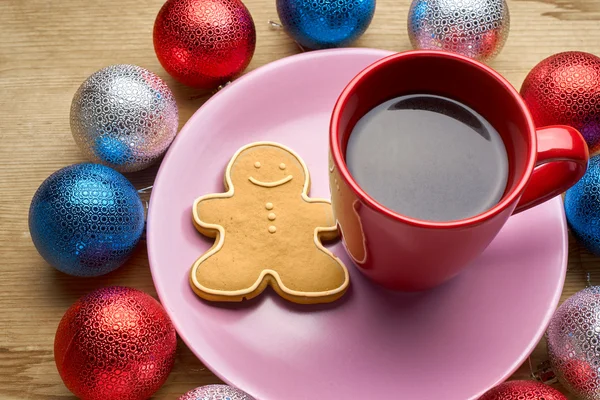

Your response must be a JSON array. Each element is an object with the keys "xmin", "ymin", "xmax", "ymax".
[
  {"xmin": 190, "ymin": 240, "xmax": 267, "ymax": 302},
  {"xmin": 272, "ymin": 246, "xmax": 349, "ymax": 304}
]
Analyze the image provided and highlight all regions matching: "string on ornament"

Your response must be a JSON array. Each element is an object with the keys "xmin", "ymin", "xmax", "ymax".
[
  {"xmin": 268, "ymin": 20, "xmax": 308, "ymax": 53},
  {"xmin": 137, "ymin": 185, "xmax": 154, "ymax": 240},
  {"xmin": 188, "ymin": 81, "xmax": 235, "ymax": 101}
]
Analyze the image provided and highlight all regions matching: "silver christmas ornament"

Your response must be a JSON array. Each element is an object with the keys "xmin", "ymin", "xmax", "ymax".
[
  {"xmin": 407, "ymin": 0, "xmax": 510, "ymax": 63},
  {"xmin": 547, "ymin": 286, "xmax": 600, "ymax": 399},
  {"xmin": 70, "ymin": 64, "xmax": 179, "ymax": 173},
  {"xmin": 178, "ymin": 385, "xmax": 255, "ymax": 400}
]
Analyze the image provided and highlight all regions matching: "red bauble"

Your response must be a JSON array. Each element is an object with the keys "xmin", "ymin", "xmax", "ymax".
[
  {"xmin": 521, "ymin": 51, "xmax": 600, "ymax": 152},
  {"xmin": 54, "ymin": 287, "xmax": 177, "ymax": 400},
  {"xmin": 479, "ymin": 380, "xmax": 567, "ymax": 400},
  {"xmin": 153, "ymin": 0, "xmax": 256, "ymax": 89},
  {"xmin": 479, "ymin": 381, "xmax": 567, "ymax": 400}
]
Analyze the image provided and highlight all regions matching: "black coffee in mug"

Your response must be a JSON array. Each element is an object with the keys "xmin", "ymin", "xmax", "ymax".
[{"xmin": 345, "ymin": 94, "xmax": 508, "ymax": 222}]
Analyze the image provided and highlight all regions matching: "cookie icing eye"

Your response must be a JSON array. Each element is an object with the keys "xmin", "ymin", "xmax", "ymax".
[
  {"xmin": 254, "ymin": 162, "xmax": 261, "ymax": 168},
  {"xmin": 279, "ymin": 163, "xmax": 286, "ymax": 170}
]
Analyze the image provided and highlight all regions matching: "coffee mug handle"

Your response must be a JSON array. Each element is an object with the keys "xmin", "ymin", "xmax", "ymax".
[{"xmin": 513, "ymin": 125, "xmax": 589, "ymax": 214}]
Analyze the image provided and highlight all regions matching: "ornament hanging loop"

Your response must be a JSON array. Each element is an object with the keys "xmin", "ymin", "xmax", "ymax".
[
  {"xmin": 268, "ymin": 20, "xmax": 283, "ymax": 29},
  {"xmin": 137, "ymin": 185, "xmax": 153, "ymax": 237},
  {"xmin": 216, "ymin": 81, "xmax": 232, "ymax": 93},
  {"xmin": 529, "ymin": 357, "xmax": 558, "ymax": 385},
  {"xmin": 267, "ymin": 20, "xmax": 306, "ymax": 52},
  {"xmin": 137, "ymin": 185, "xmax": 154, "ymax": 194}
]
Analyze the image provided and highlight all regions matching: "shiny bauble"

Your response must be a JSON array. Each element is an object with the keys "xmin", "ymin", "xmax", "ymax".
[
  {"xmin": 521, "ymin": 51, "xmax": 600, "ymax": 153},
  {"xmin": 407, "ymin": 0, "xmax": 510, "ymax": 62},
  {"xmin": 154, "ymin": 0, "xmax": 256, "ymax": 89},
  {"xmin": 276, "ymin": 0, "xmax": 375, "ymax": 50},
  {"xmin": 179, "ymin": 384, "xmax": 255, "ymax": 400},
  {"xmin": 54, "ymin": 286, "xmax": 177, "ymax": 400},
  {"xmin": 478, "ymin": 380, "xmax": 567, "ymax": 400},
  {"xmin": 565, "ymin": 155, "xmax": 600, "ymax": 255},
  {"xmin": 70, "ymin": 64, "xmax": 179, "ymax": 172},
  {"xmin": 29, "ymin": 163, "xmax": 144, "ymax": 277},
  {"xmin": 546, "ymin": 286, "xmax": 600, "ymax": 399}
]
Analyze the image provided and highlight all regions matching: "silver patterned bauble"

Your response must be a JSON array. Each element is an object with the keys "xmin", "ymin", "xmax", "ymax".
[
  {"xmin": 178, "ymin": 385, "xmax": 255, "ymax": 400},
  {"xmin": 70, "ymin": 65, "xmax": 179, "ymax": 173},
  {"xmin": 407, "ymin": 0, "xmax": 510, "ymax": 62},
  {"xmin": 546, "ymin": 286, "xmax": 600, "ymax": 399}
]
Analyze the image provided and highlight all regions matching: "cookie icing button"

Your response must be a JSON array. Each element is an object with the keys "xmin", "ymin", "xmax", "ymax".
[
  {"xmin": 266, "ymin": 203, "xmax": 273, "ymax": 210},
  {"xmin": 254, "ymin": 162, "xmax": 261, "ymax": 168},
  {"xmin": 279, "ymin": 163, "xmax": 286, "ymax": 170},
  {"xmin": 268, "ymin": 225, "xmax": 277, "ymax": 233},
  {"xmin": 268, "ymin": 213, "xmax": 276, "ymax": 221}
]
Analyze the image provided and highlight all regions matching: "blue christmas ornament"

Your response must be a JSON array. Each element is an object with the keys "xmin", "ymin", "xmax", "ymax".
[
  {"xmin": 276, "ymin": 0, "xmax": 375, "ymax": 50},
  {"xmin": 29, "ymin": 163, "xmax": 145, "ymax": 277},
  {"xmin": 565, "ymin": 155, "xmax": 600, "ymax": 255}
]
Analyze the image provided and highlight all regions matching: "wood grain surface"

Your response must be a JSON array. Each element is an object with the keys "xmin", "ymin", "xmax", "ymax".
[{"xmin": 1, "ymin": 0, "xmax": 599, "ymax": 398}]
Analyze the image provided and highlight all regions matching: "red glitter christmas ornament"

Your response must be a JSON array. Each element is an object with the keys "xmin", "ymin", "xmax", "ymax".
[
  {"xmin": 478, "ymin": 380, "xmax": 567, "ymax": 400},
  {"xmin": 521, "ymin": 51, "xmax": 600, "ymax": 152},
  {"xmin": 54, "ymin": 286, "xmax": 177, "ymax": 400},
  {"xmin": 153, "ymin": 0, "xmax": 256, "ymax": 89}
]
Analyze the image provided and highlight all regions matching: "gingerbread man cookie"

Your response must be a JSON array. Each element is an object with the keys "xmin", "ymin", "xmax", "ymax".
[{"xmin": 190, "ymin": 142, "xmax": 349, "ymax": 304}]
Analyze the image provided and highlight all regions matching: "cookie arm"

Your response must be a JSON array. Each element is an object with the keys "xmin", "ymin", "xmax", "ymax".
[
  {"xmin": 305, "ymin": 199, "xmax": 339, "ymax": 242},
  {"xmin": 193, "ymin": 195, "xmax": 231, "ymax": 238}
]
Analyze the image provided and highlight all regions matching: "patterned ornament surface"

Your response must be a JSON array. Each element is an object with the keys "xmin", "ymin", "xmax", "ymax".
[
  {"xmin": 29, "ymin": 163, "xmax": 145, "ymax": 277},
  {"xmin": 478, "ymin": 380, "xmax": 567, "ymax": 400},
  {"xmin": 546, "ymin": 286, "xmax": 600, "ymax": 399},
  {"xmin": 54, "ymin": 286, "xmax": 177, "ymax": 400},
  {"xmin": 407, "ymin": 0, "xmax": 510, "ymax": 62},
  {"xmin": 276, "ymin": 0, "xmax": 375, "ymax": 50},
  {"xmin": 565, "ymin": 155, "xmax": 600, "ymax": 255},
  {"xmin": 153, "ymin": 0, "xmax": 256, "ymax": 89},
  {"xmin": 179, "ymin": 384, "xmax": 255, "ymax": 400},
  {"xmin": 70, "ymin": 64, "xmax": 179, "ymax": 173},
  {"xmin": 521, "ymin": 51, "xmax": 600, "ymax": 153}
]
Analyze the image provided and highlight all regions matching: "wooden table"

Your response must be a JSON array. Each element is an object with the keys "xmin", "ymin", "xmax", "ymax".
[{"xmin": 1, "ymin": 0, "xmax": 599, "ymax": 398}]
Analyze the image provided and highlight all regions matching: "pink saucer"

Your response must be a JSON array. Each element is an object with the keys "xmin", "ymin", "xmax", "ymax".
[{"xmin": 147, "ymin": 48, "xmax": 567, "ymax": 400}]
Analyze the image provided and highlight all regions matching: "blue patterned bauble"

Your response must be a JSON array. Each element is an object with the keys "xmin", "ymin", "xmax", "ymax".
[
  {"xmin": 276, "ymin": 0, "xmax": 375, "ymax": 49},
  {"xmin": 565, "ymin": 155, "xmax": 600, "ymax": 255},
  {"xmin": 29, "ymin": 163, "xmax": 145, "ymax": 277}
]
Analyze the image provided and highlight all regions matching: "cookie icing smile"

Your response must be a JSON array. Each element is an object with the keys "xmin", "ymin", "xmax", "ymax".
[{"xmin": 248, "ymin": 175, "xmax": 293, "ymax": 187}]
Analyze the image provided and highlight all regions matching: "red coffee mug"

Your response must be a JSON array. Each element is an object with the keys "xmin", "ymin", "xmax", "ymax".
[{"xmin": 329, "ymin": 50, "xmax": 589, "ymax": 291}]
